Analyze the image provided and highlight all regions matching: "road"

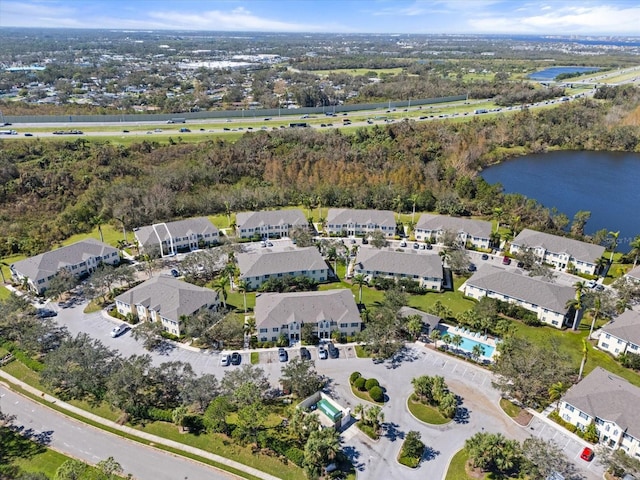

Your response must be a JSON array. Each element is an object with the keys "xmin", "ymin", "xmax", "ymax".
[{"xmin": 0, "ymin": 385, "xmax": 238, "ymax": 480}]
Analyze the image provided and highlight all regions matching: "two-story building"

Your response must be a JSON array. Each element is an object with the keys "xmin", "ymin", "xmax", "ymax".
[
  {"xmin": 114, "ymin": 276, "xmax": 219, "ymax": 336},
  {"xmin": 255, "ymin": 289, "xmax": 362, "ymax": 342},
  {"xmin": 353, "ymin": 247, "xmax": 444, "ymax": 291},
  {"xmin": 597, "ymin": 310, "xmax": 640, "ymax": 358},
  {"xmin": 462, "ymin": 264, "xmax": 574, "ymax": 328},
  {"xmin": 235, "ymin": 209, "xmax": 307, "ymax": 239},
  {"xmin": 237, "ymin": 247, "xmax": 328, "ymax": 291},
  {"xmin": 414, "ymin": 214, "xmax": 492, "ymax": 249},
  {"xmin": 326, "ymin": 209, "xmax": 396, "ymax": 238},
  {"xmin": 10, "ymin": 239, "xmax": 120, "ymax": 294},
  {"xmin": 134, "ymin": 217, "xmax": 219, "ymax": 258},
  {"xmin": 559, "ymin": 367, "xmax": 640, "ymax": 459},
  {"xmin": 509, "ymin": 229, "xmax": 605, "ymax": 275}
]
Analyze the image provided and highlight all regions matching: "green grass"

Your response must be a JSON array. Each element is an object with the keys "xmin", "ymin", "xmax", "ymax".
[
  {"xmin": 407, "ymin": 395, "xmax": 451, "ymax": 425},
  {"xmin": 398, "ymin": 450, "xmax": 422, "ymax": 468},
  {"xmin": 226, "ymin": 291, "xmax": 255, "ymax": 312},
  {"xmin": 354, "ymin": 345, "xmax": 371, "ymax": 358},
  {"xmin": 499, "ymin": 398, "xmax": 522, "ymax": 418},
  {"xmin": 445, "ymin": 448, "xmax": 488, "ymax": 480},
  {"xmin": 407, "ymin": 276, "xmax": 476, "ymax": 315},
  {"xmin": 304, "ymin": 67, "xmax": 406, "ymax": 77},
  {"xmin": 350, "ymin": 385, "xmax": 384, "ymax": 405},
  {"xmin": 251, "ymin": 352, "xmax": 259, "ymax": 364}
]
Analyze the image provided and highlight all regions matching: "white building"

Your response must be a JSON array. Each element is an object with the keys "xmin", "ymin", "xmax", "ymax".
[
  {"xmin": 463, "ymin": 264, "xmax": 574, "ymax": 328},
  {"xmin": 597, "ymin": 310, "xmax": 640, "ymax": 358},
  {"xmin": 414, "ymin": 214, "xmax": 492, "ymax": 249},
  {"xmin": 134, "ymin": 217, "xmax": 219, "ymax": 258},
  {"xmin": 10, "ymin": 239, "xmax": 119, "ymax": 294},
  {"xmin": 326, "ymin": 209, "xmax": 396, "ymax": 238},
  {"xmin": 559, "ymin": 367, "xmax": 640, "ymax": 458},
  {"xmin": 255, "ymin": 289, "xmax": 361, "ymax": 342},
  {"xmin": 235, "ymin": 209, "xmax": 307, "ymax": 239},
  {"xmin": 510, "ymin": 229, "xmax": 605, "ymax": 275}
]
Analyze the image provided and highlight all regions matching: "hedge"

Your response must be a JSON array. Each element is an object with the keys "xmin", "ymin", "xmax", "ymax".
[
  {"xmin": 350, "ymin": 372, "xmax": 362, "ymax": 384},
  {"xmin": 285, "ymin": 447, "xmax": 305, "ymax": 467},
  {"xmin": 147, "ymin": 407, "xmax": 173, "ymax": 422},
  {"xmin": 354, "ymin": 377, "xmax": 366, "ymax": 391},
  {"xmin": 365, "ymin": 378, "xmax": 379, "ymax": 391},
  {"xmin": 369, "ymin": 386, "xmax": 384, "ymax": 403}
]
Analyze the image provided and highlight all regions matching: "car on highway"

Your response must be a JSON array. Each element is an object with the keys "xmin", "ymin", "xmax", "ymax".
[
  {"xmin": 230, "ymin": 352, "xmax": 242, "ymax": 365},
  {"xmin": 110, "ymin": 324, "xmax": 129, "ymax": 338},
  {"xmin": 327, "ymin": 342, "xmax": 339, "ymax": 359},
  {"xmin": 220, "ymin": 353, "xmax": 231, "ymax": 366},
  {"xmin": 278, "ymin": 348, "xmax": 288, "ymax": 362},
  {"xmin": 300, "ymin": 347, "xmax": 311, "ymax": 360},
  {"xmin": 318, "ymin": 347, "xmax": 328, "ymax": 360},
  {"xmin": 24, "ymin": 133, "xmax": 33, "ymax": 136}
]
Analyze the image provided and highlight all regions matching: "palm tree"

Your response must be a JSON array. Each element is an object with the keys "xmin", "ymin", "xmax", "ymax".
[
  {"xmin": 616, "ymin": 298, "xmax": 631, "ymax": 314},
  {"xmin": 630, "ymin": 235, "xmax": 640, "ymax": 268},
  {"xmin": 442, "ymin": 333, "xmax": 452, "ymax": 350},
  {"xmin": 471, "ymin": 343, "xmax": 485, "ymax": 362},
  {"xmin": 570, "ymin": 281, "xmax": 585, "ymax": 330},
  {"xmin": 578, "ymin": 339, "xmax": 589, "ymax": 381},
  {"xmin": 244, "ymin": 316, "xmax": 256, "ymax": 340},
  {"xmin": 588, "ymin": 295, "xmax": 601, "ymax": 339},
  {"xmin": 429, "ymin": 329, "xmax": 441, "ymax": 348},
  {"xmin": 91, "ymin": 214, "xmax": 105, "ymax": 243},
  {"xmin": 213, "ymin": 275, "xmax": 228, "ymax": 309},
  {"xmin": 492, "ymin": 207, "xmax": 504, "ymax": 233},
  {"xmin": 548, "ymin": 381, "xmax": 566, "ymax": 412},
  {"xmin": 451, "ymin": 334, "xmax": 463, "ymax": 352},
  {"xmin": 410, "ymin": 193, "xmax": 419, "ymax": 223},
  {"xmin": 366, "ymin": 405, "xmax": 385, "ymax": 432},
  {"xmin": 607, "ymin": 230, "xmax": 620, "ymax": 263},
  {"xmin": 236, "ymin": 279, "xmax": 249, "ymax": 313},
  {"xmin": 352, "ymin": 273, "xmax": 368, "ymax": 305},
  {"xmin": 595, "ymin": 256, "xmax": 608, "ymax": 276}
]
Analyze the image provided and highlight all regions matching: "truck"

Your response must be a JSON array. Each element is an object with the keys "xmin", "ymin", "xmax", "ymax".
[
  {"xmin": 474, "ymin": 109, "xmax": 488, "ymax": 114},
  {"xmin": 166, "ymin": 117, "xmax": 186, "ymax": 124},
  {"xmin": 0, "ymin": 129, "xmax": 17, "ymax": 135}
]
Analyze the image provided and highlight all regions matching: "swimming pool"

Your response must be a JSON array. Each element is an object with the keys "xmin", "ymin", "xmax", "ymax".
[{"xmin": 438, "ymin": 325, "xmax": 495, "ymax": 358}]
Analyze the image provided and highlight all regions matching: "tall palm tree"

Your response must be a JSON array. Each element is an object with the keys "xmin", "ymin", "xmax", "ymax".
[
  {"xmin": 442, "ymin": 333, "xmax": 452, "ymax": 350},
  {"xmin": 244, "ymin": 316, "xmax": 256, "ymax": 338},
  {"xmin": 213, "ymin": 275, "xmax": 228, "ymax": 309},
  {"xmin": 0, "ymin": 261, "xmax": 8, "ymax": 284},
  {"xmin": 471, "ymin": 344, "xmax": 485, "ymax": 362},
  {"xmin": 91, "ymin": 214, "xmax": 105, "ymax": 243},
  {"xmin": 588, "ymin": 295, "xmax": 601, "ymax": 339},
  {"xmin": 578, "ymin": 339, "xmax": 589, "ymax": 381},
  {"xmin": 492, "ymin": 207, "xmax": 504, "ymax": 233},
  {"xmin": 410, "ymin": 193, "xmax": 419, "ymax": 224},
  {"xmin": 607, "ymin": 230, "xmax": 620, "ymax": 263},
  {"xmin": 570, "ymin": 281, "xmax": 585, "ymax": 330},
  {"xmin": 236, "ymin": 279, "xmax": 249, "ymax": 313},
  {"xmin": 548, "ymin": 381, "xmax": 566, "ymax": 412},
  {"xmin": 451, "ymin": 334, "xmax": 463, "ymax": 352},
  {"xmin": 429, "ymin": 329, "xmax": 441, "ymax": 348},
  {"xmin": 352, "ymin": 273, "xmax": 368, "ymax": 305},
  {"xmin": 630, "ymin": 235, "xmax": 640, "ymax": 268}
]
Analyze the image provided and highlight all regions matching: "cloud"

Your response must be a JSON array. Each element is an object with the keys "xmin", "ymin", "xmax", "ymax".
[{"xmin": 371, "ymin": 0, "xmax": 503, "ymax": 17}]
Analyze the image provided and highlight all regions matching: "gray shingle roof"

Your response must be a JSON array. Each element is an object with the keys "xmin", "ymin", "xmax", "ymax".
[
  {"xmin": 415, "ymin": 214, "xmax": 492, "ymax": 238},
  {"xmin": 511, "ymin": 229, "xmax": 605, "ymax": 264},
  {"xmin": 11, "ymin": 239, "xmax": 118, "ymax": 284},
  {"xmin": 601, "ymin": 310, "xmax": 640, "ymax": 346},
  {"xmin": 115, "ymin": 276, "xmax": 217, "ymax": 322},
  {"xmin": 255, "ymin": 289, "xmax": 360, "ymax": 329},
  {"xmin": 399, "ymin": 306, "xmax": 442, "ymax": 331},
  {"xmin": 237, "ymin": 247, "xmax": 327, "ymax": 279},
  {"xmin": 326, "ymin": 208, "xmax": 395, "ymax": 228},
  {"xmin": 626, "ymin": 266, "xmax": 640, "ymax": 281},
  {"xmin": 355, "ymin": 247, "xmax": 443, "ymax": 280},
  {"xmin": 236, "ymin": 209, "xmax": 307, "ymax": 230},
  {"xmin": 464, "ymin": 264, "xmax": 574, "ymax": 314},
  {"xmin": 135, "ymin": 217, "xmax": 218, "ymax": 248},
  {"xmin": 563, "ymin": 366, "xmax": 640, "ymax": 439}
]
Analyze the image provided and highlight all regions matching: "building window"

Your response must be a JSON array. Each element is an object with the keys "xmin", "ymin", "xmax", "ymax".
[
  {"xmin": 272, "ymin": 327, "xmax": 279, "ymax": 332},
  {"xmin": 565, "ymin": 404, "xmax": 575, "ymax": 412},
  {"xmin": 259, "ymin": 328, "xmax": 268, "ymax": 333},
  {"xmin": 578, "ymin": 411, "xmax": 589, "ymax": 420}
]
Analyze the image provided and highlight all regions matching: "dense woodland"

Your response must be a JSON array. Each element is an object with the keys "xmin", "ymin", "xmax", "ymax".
[{"xmin": 1, "ymin": 85, "xmax": 639, "ymax": 257}]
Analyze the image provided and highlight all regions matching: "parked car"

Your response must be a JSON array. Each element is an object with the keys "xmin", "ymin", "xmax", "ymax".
[
  {"xmin": 468, "ymin": 263, "xmax": 477, "ymax": 272},
  {"xmin": 110, "ymin": 324, "xmax": 129, "ymax": 338},
  {"xmin": 399, "ymin": 241, "xmax": 407, "ymax": 248},
  {"xmin": 481, "ymin": 253, "xmax": 489, "ymax": 260},
  {"xmin": 586, "ymin": 279, "xmax": 597, "ymax": 289},
  {"xmin": 425, "ymin": 243, "xmax": 433, "ymax": 250},
  {"xmin": 413, "ymin": 243, "xmax": 419, "ymax": 249},
  {"xmin": 267, "ymin": 241, "xmax": 273, "ymax": 247},
  {"xmin": 36, "ymin": 309, "xmax": 57, "ymax": 318},
  {"xmin": 327, "ymin": 342, "xmax": 339, "ymax": 358},
  {"xmin": 594, "ymin": 284, "xmax": 605, "ymax": 291},
  {"xmin": 502, "ymin": 256, "xmax": 512, "ymax": 265},
  {"xmin": 318, "ymin": 347, "xmax": 328, "ymax": 360},
  {"xmin": 278, "ymin": 348, "xmax": 288, "ymax": 362},
  {"xmin": 170, "ymin": 269, "xmax": 180, "ymax": 277},
  {"xmin": 580, "ymin": 447, "xmax": 594, "ymax": 462},
  {"xmin": 300, "ymin": 347, "xmax": 311, "ymax": 360},
  {"xmin": 230, "ymin": 352, "xmax": 242, "ymax": 365},
  {"xmin": 220, "ymin": 353, "xmax": 231, "ymax": 366}
]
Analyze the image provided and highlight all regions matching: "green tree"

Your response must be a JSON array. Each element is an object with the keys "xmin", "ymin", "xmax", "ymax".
[
  {"xmin": 429, "ymin": 329, "xmax": 441, "ymax": 348},
  {"xmin": 212, "ymin": 275, "xmax": 229, "ymax": 309},
  {"xmin": 630, "ymin": 235, "xmax": 640, "ymax": 268},
  {"xmin": 465, "ymin": 431, "xmax": 521, "ymax": 476},
  {"xmin": 172, "ymin": 405, "xmax": 189, "ymax": 432},
  {"xmin": 233, "ymin": 402, "xmax": 267, "ymax": 446},
  {"xmin": 280, "ymin": 357, "xmax": 325, "ymax": 398},
  {"xmin": 451, "ymin": 334, "xmax": 463, "ymax": 352},
  {"xmin": 569, "ymin": 280, "xmax": 585, "ymax": 331},
  {"xmin": 352, "ymin": 273, "xmax": 368, "ymax": 305},
  {"xmin": 369, "ymin": 229, "xmax": 387, "ymax": 249},
  {"xmin": 607, "ymin": 230, "xmax": 620, "ymax": 263},
  {"xmin": 471, "ymin": 343, "xmax": 485, "ymax": 362},
  {"xmin": 204, "ymin": 395, "xmax": 232, "ymax": 435},
  {"xmin": 406, "ymin": 314, "xmax": 424, "ymax": 340},
  {"xmin": 303, "ymin": 427, "xmax": 341, "ymax": 479},
  {"xmin": 548, "ymin": 381, "xmax": 566, "ymax": 412},
  {"xmin": 578, "ymin": 339, "xmax": 589, "ymax": 381},
  {"xmin": 236, "ymin": 279, "xmax": 249, "ymax": 313},
  {"xmin": 54, "ymin": 459, "xmax": 87, "ymax": 480},
  {"xmin": 401, "ymin": 430, "xmax": 424, "ymax": 460}
]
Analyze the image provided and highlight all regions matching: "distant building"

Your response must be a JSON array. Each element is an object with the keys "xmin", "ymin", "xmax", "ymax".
[
  {"xmin": 353, "ymin": 247, "xmax": 443, "ymax": 291},
  {"xmin": 255, "ymin": 289, "xmax": 361, "ymax": 342},
  {"xmin": 237, "ymin": 247, "xmax": 328, "ymax": 291},
  {"xmin": 10, "ymin": 239, "xmax": 119, "ymax": 294},
  {"xmin": 559, "ymin": 367, "xmax": 640, "ymax": 457},
  {"xmin": 509, "ymin": 229, "xmax": 605, "ymax": 275},
  {"xmin": 326, "ymin": 209, "xmax": 396, "ymax": 237},
  {"xmin": 597, "ymin": 310, "xmax": 640, "ymax": 358},
  {"xmin": 114, "ymin": 276, "xmax": 218, "ymax": 336},
  {"xmin": 235, "ymin": 209, "xmax": 307, "ymax": 239},
  {"xmin": 463, "ymin": 264, "xmax": 574, "ymax": 328},
  {"xmin": 414, "ymin": 214, "xmax": 492, "ymax": 249},
  {"xmin": 399, "ymin": 306, "xmax": 441, "ymax": 335},
  {"xmin": 134, "ymin": 217, "xmax": 219, "ymax": 257}
]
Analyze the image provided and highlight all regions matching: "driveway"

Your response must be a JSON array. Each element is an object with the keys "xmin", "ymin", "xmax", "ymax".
[{"xmin": 50, "ymin": 303, "xmax": 604, "ymax": 480}]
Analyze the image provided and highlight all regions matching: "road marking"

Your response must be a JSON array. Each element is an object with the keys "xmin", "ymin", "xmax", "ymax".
[
  {"xmin": 452, "ymin": 364, "xmax": 457, "ymax": 373},
  {"xmin": 441, "ymin": 360, "xmax": 448, "ymax": 369}
]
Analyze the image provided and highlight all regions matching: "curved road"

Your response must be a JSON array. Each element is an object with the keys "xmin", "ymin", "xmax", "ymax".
[{"xmin": 0, "ymin": 385, "xmax": 238, "ymax": 480}]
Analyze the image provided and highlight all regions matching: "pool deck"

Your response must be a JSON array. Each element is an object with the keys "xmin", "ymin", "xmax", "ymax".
[{"xmin": 438, "ymin": 323, "xmax": 498, "ymax": 359}]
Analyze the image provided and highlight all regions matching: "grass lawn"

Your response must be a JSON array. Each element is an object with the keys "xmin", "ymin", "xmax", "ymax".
[
  {"xmin": 445, "ymin": 448, "xmax": 489, "ymax": 480},
  {"xmin": 355, "ymin": 345, "xmax": 371, "ymax": 358},
  {"xmin": 407, "ymin": 395, "xmax": 451, "ymax": 425},
  {"xmin": 0, "ymin": 286, "xmax": 10, "ymax": 300},
  {"xmin": 226, "ymin": 291, "xmax": 255, "ymax": 312},
  {"xmin": 251, "ymin": 352, "xmax": 259, "ymax": 364},
  {"xmin": 350, "ymin": 385, "xmax": 384, "ymax": 405},
  {"xmin": 398, "ymin": 449, "xmax": 422, "ymax": 468},
  {"xmin": 499, "ymin": 398, "xmax": 521, "ymax": 418}
]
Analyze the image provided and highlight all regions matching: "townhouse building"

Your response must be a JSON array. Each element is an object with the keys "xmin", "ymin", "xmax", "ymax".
[
  {"xmin": 134, "ymin": 217, "xmax": 219, "ymax": 257},
  {"xmin": 235, "ymin": 209, "xmax": 307, "ymax": 239},
  {"xmin": 414, "ymin": 214, "xmax": 492, "ymax": 249},
  {"xmin": 326, "ymin": 209, "xmax": 396, "ymax": 238},
  {"xmin": 597, "ymin": 310, "xmax": 640, "ymax": 358}
]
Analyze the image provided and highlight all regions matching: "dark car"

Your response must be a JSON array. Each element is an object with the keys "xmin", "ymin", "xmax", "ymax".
[
  {"xmin": 24, "ymin": 133, "xmax": 33, "ymax": 136},
  {"xmin": 468, "ymin": 263, "xmax": 477, "ymax": 272},
  {"xmin": 278, "ymin": 348, "xmax": 288, "ymax": 362},
  {"xmin": 425, "ymin": 243, "xmax": 433, "ymax": 250},
  {"xmin": 481, "ymin": 253, "xmax": 489, "ymax": 260},
  {"xmin": 300, "ymin": 347, "xmax": 311, "ymax": 360},
  {"xmin": 36, "ymin": 309, "xmax": 57, "ymax": 318},
  {"xmin": 170, "ymin": 269, "xmax": 180, "ymax": 277},
  {"xmin": 230, "ymin": 352, "xmax": 242, "ymax": 365},
  {"xmin": 327, "ymin": 342, "xmax": 339, "ymax": 359}
]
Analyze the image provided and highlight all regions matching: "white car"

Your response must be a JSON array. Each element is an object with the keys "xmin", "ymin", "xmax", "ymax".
[
  {"xmin": 110, "ymin": 324, "xmax": 129, "ymax": 338},
  {"xmin": 318, "ymin": 347, "xmax": 328, "ymax": 360},
  {"xmin": 220, "ymin": 354, "xmax": 231, "ymax": 366}
]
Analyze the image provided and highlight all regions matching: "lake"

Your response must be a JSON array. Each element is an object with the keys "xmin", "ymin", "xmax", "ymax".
[
  {"xmin": 528, "ymin": 66, "xmax": 600, "ymax": 81},
  {"xmin": 481, "ymin": 151, "xmax": 640, "ymax": 251}
]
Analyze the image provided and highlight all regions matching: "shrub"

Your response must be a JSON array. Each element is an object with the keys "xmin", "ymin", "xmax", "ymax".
[
  {"xmin": 365, "ymin": 378, "xmax": 380, "ymax": 391},
  {"xmin": 285, "ymin": 447, "xmax": 305, "ymax": 467},
  {"xmin": 354, "ymin": 377, "xmax": 366, "ymax": 391},
  {"xmin": 147, "ymin": 407, "xmax": 173, "ymax": 422},
  {"xmin": 369, "ymin": 386, "xmax": 384, "ymax": 403},
  {"xmin": 350, "ymin": 372, "xmax": 362, "ymax": 384}
]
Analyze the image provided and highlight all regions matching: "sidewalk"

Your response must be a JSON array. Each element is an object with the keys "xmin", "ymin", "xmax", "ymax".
[{"xmin": 0, "ymin": 370, "xmax": 280, "ymax": 480}]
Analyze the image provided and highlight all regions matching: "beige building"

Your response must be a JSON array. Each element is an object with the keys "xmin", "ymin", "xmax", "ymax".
[{"xmin": 326, "ymin": 209, "xmax": 396, "ymax": 237}]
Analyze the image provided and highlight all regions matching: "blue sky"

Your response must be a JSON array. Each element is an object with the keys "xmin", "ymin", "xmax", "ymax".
[{"xmin": 1, "ymin": 0, "xmax": 640, "ymax": 35}]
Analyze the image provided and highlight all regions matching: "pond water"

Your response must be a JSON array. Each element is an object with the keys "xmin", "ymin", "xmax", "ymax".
[
  {"xmin": 528, "ymin": 66, "xmax": 600, "ymax": 81},
  {"xmin": 481, "ymin": 151, "xmax": 640, "ymax": 251}
]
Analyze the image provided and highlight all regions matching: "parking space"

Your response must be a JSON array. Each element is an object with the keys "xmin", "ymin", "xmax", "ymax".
[{"xmin": 416, "ymin": 347, "xmax": 492, "ymax": 389}]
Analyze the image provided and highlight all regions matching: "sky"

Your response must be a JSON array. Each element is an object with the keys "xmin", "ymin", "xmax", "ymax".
[{"xmin": 1, "ymin": 0, "xmax": 640, "ymax": 36}]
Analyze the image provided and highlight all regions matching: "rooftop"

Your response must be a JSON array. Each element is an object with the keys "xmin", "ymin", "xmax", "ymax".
[
  {"xmin": 236, "ymin": 209, "xmax": 307, "ymax": 230},
  {"xmin": 135, "ymin": 217, "xmax": 219, "ymax": 248},
  {"xmin": 326, "ymin": 208, "xmax": 395, "ymax": 228},
  {"xmin": 416, "ymin": 214, "xmax": 492, "ymax": 238},
  {"xmin": 511, "ymin": 228, "xmax": 605, "ymax": 264},
  {"xmin": 237, "ymin": 247, "xmax": 327, "ymax": 279},
  {"xmin": 355, "ymin": 247, "xmax": 443, "ymax": 280},
  {"xmin": 601, "ymin": 310, "xmax": 640, "ymax": 346}
]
